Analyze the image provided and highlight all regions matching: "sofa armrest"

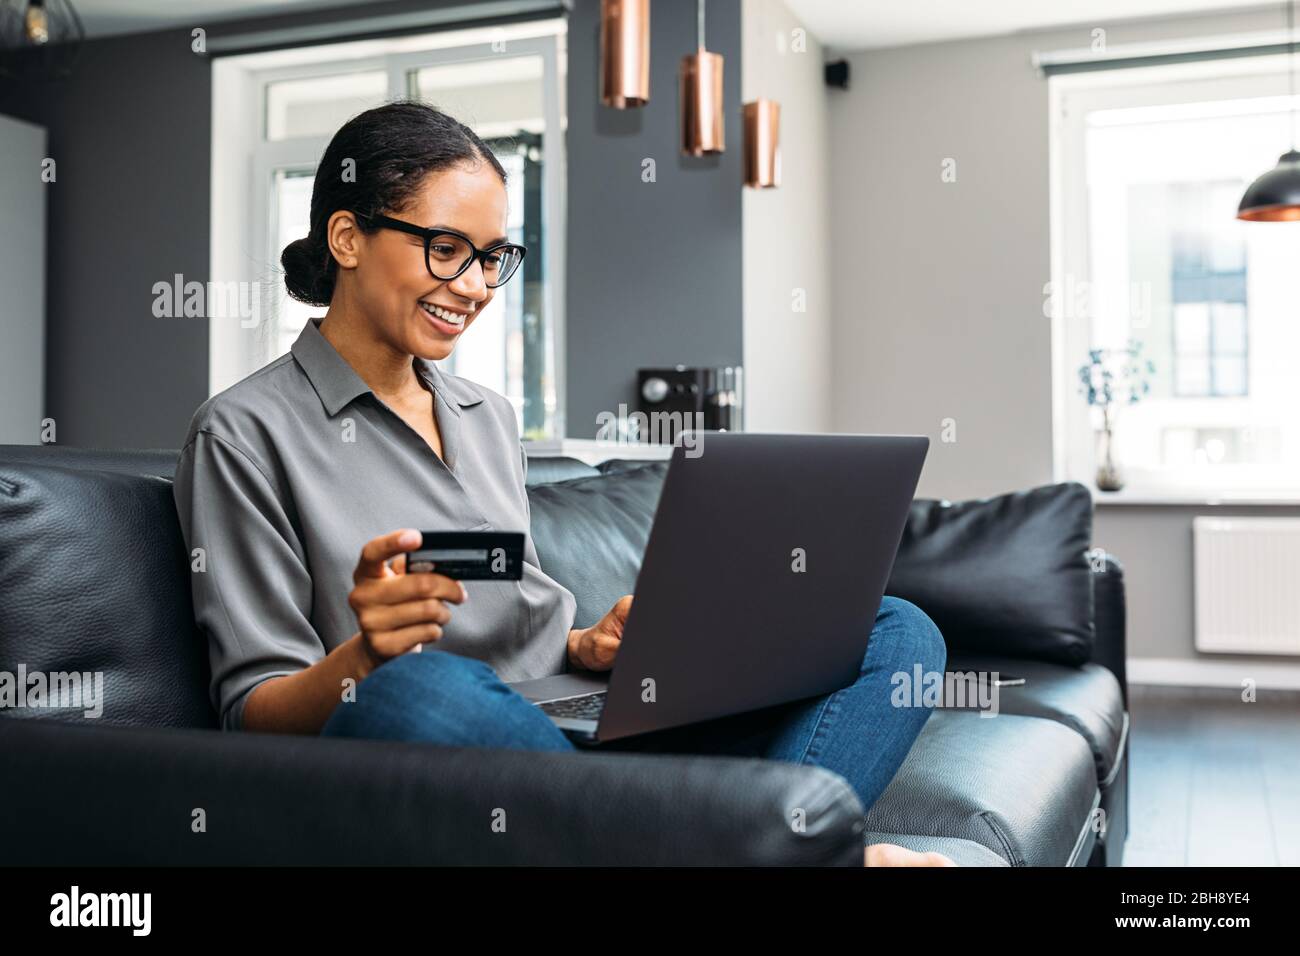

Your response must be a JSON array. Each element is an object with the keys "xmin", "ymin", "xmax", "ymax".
[
  {"xmin": 0, "ymin": 718, "xmax": 865, "ymax": 865},
  {"xmin": 1091, "ymin": 553, "xmax": 1128, "ymax": 708}
]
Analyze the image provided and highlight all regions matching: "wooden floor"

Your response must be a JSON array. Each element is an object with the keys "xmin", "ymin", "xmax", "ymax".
[{"xmin": 1123, "ymin": 685, "xmax": 1300, "ymax": 867}]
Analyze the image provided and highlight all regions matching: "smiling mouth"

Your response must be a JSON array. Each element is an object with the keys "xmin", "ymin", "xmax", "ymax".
[{"xmin": 419, "ymin": 300, "xmax": 471, "ymax": 329}]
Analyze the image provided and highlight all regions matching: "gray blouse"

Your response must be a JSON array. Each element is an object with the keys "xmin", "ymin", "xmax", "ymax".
[{"xmin": 172, "ymin": 317, "xmax": 577, "ymax": 730}]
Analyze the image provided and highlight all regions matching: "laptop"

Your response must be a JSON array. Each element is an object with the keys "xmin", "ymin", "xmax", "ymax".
[{"xmin": 506, "ymin": 431, "xmax": 929, "ymax": 746}]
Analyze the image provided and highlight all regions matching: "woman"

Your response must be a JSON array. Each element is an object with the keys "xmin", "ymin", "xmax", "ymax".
[{"xmin": 173, "ymin": 102, "xmax": 953, "ymax": 867}]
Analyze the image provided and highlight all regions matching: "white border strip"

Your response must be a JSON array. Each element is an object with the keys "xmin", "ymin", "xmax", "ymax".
[
  {"xmin": 207, "ymin": 0, "xmax": 568, "ymax": 55},
  {"xmin": 1032, "ymin": 28, "xmax": 1297, "ymax": 72},
  {"xmin": 1129, "ymin": 657, "xmax": 1300, "ymax": 690}
]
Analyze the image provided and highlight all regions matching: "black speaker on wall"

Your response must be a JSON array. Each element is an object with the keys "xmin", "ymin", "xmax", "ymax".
[{"xmin": 824, "ymin": 59, "xmax": 849, "ymax": 90}]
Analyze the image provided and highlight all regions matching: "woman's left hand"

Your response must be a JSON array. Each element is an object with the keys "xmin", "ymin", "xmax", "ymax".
[{"xmin": 567, "ymin": 595, "xmax": 632, "ymax": 671}]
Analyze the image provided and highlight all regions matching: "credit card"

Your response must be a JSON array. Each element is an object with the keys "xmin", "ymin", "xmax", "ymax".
[{"xmin": 406, "ymin": 531, "xmax": 525, "ymax": 580}]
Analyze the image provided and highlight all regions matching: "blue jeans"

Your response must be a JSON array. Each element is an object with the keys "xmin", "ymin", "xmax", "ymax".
[{"xmin": 321, "ymin": 596, "xmax": 946, "ymax": 813}]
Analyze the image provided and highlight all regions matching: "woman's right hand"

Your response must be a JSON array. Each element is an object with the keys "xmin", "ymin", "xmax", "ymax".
[{"xmin": 349, "ymin": 529, "xmax": 467, "ymax": 671}]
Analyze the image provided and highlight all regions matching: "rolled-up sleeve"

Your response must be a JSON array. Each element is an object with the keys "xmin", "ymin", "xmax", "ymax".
[{"xmin": 173, "ymin": 429, "xmax": 324, "ymax": 731}]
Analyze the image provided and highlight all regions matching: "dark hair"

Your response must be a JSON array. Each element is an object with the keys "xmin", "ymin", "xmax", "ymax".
[{"xmin": 280, "ymin": 101, "xmax": 508, "ymax": 307}]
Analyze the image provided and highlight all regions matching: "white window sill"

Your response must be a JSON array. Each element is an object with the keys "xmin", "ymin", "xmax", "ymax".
[{"xmin": 1090, "ymin": 486, "xmax": 1300, "ymax": 507}]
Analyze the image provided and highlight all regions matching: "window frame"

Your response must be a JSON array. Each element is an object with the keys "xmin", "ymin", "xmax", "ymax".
[{"xmin": 1049, "ymin": 55, "xmax": 1300, "ymax": 501}]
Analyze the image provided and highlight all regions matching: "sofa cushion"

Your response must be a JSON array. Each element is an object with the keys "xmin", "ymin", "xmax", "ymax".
[
  {"xmin": 887, "ymin": 482, "xmax": 1095, "ymax": 666},
  {"xmin": 526, "ymin": 462, "xmax": 668, "ymax": 628},
  {"xmin": 945, "ymin": 653, "xmax": 1127, "ymax": 785},
  {"xmin": 0, "ymin": 462, "xmax": 215, "ymax": 728},
  {"xmin": 863, "ymin": 709, "xmax": 1100, "ymax": 866},
  {"xmin": 523, "ymin": 455, "xmax": 600, "ymax": 486}
]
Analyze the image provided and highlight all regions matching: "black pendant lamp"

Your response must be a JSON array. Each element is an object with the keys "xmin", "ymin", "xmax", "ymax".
[
  {"xmin": 0, "ymin": 0, "xmax": 85, "ymax": 80},
  {"xmin": 1238, "ymin": 0, "xmax": 1300, "ymax": 221}
]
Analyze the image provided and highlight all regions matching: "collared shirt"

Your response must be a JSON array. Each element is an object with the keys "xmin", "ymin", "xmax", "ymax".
[{"xmin": 172, "ymin": 317, "xmax": 577, "ymax": 730}]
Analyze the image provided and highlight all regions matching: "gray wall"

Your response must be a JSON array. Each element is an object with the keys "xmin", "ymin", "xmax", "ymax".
[
  {"xmin": 826, "ymin": 6, "xmax": 1300, "ymax": 667},
  {"xmin": 0, "ymin": 1, "xmax": 560, "ymax": 450},
  {"xmin": 1094, "ymin": 504, "xmax": 1300, "ymax": 663},
  {"xmin": 1, "ymin": 0, "xmax": 745, "ymax": 447},
  {"xmin": 564, "ymin": 0, "xmax": 744, "ymax": 438},
  {"xmin": 0, "ymin": 29, "xmax": 211, "ymax": 449},
  {"xmin": 828, "ymin": 30, "xmax": 1055, "ymax": 498}
]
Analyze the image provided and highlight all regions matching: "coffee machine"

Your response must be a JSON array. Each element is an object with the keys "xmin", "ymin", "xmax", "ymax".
[{"xmin": 636, "ymin": 365, "xmax": 744, "ymax": 443}]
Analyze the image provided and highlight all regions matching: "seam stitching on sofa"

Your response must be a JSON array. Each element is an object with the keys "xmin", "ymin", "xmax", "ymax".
[
  {"xmin": 977, "ymin": 810, "xmax": 1022, "ymax": 867},
  {"xmin": 1099, "ymin": 712, "xmax": 1129, "ymax": 789},
  {"xmin": 1055, "ymin": 711, "xmax": 1108, "ymax": 782},
  {"xmin": 1065, "ymin": 789, "xmax": 1104, "ymax": 867}
]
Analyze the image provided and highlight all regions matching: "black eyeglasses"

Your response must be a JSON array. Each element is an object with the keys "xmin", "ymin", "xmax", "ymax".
[{"xmin": 359, "ymin": 213, "xmax": 527, "ymax": 288}]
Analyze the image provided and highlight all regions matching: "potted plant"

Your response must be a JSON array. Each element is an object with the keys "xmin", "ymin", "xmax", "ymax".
[{"xmin": 1078, "ymin": 340, "xmax": 1153, "ymax": 492}]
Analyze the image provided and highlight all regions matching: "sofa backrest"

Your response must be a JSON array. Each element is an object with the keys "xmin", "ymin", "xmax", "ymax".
[
  {"xmin": 526, "ymin": 462, "xmax": 1099, "ymax": 667},
  {"xmin": 527, "ymin": 462, "xmax": 669, "ymax": 629},
  {"xmin": 0, "ymin": 457, "xmax": 216, "ymax": 728},
  {"xmin": 0, "ymin": 444, "xmax": 600, "ymax": 487},
  {"xmin": 0, "ymin": 447, "xmax": 612, "ymax": 730},
  {"xmin": 0, "ymin": 445, "xmax": 179, "ymax": 479},
  {"xmin": 0, "ymin": 446, "xmax": 1115, "ymax": 731}
]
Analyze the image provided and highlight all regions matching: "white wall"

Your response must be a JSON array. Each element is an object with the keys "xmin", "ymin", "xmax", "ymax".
[
  {"xmin": 742, "ymin": 0, "xmax": 832, "ymax": 433},
  {"xmin": 826, "ymin": 5, "xmax": 1287, "ymax": 501},
  {"xmin": 0, "ymin": 113, "xmax": 46, "ymax": 444},
  {"xmin": 828, "ymin": 31, "xmax": 1055, "ymax": 499}
]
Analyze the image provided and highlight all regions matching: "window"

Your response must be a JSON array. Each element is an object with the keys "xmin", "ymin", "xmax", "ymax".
[
  {"xmin": 1166, "ymin": 182, "xmax": 1248, "ymax": 398},
  {"xmin": 210, "ymin": 21, "xmax": 567, "ymax": 440},
  {"xmin": 1052, "ymin": 58, "xmax": 1300, "ymax": 496},
  {"xmin": 265, "ymin": 70, "xmax": 389, "ymax": 141}
]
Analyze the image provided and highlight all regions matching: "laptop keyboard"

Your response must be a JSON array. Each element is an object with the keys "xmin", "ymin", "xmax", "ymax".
[{"xmin": 538, "ymin": 692, "xmax": 607, "ymax": 720}]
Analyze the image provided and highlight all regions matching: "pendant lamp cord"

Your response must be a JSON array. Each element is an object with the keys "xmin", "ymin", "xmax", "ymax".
[
  {"xmin": 1290, "ymin": 0, "xmax": 1297, "ymax": 149},
  {"xmin": 698, "ymin": 0, "xmax": 706, "ymax": 52}
]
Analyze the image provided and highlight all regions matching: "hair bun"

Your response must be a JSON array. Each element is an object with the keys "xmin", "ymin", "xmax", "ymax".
[{"xmin": 281, "ymin": 234, "xmax": 333, "ymax": 307}]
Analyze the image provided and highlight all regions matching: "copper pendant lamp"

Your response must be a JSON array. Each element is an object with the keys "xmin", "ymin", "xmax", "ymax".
[
  {"xmin": 680, "ymin": 0, "xmax": 724, "ymax": 155},
  {"xmin": 742, "ymin": 3, "xmax": 780, "ymax": 188},
  {"xmin": 599, "ymin": 0, "xmax": 649, "ymax": 108},
  {"xmin": 1238, "ymin": 0, "xmax": 1300, "ymax": 221},
  {"xmin": 743, "ymin": 98, "xmax": 781, "ymax": 188}
]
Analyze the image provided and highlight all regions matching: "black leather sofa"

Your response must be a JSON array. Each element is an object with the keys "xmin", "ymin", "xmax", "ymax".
[{"xmin": 0, "ymin": 445, "xmax": 1128, "ymax": 866}]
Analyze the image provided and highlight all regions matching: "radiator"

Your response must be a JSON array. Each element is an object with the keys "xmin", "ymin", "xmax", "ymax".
[{"xmin": 1193, "ymin": 517, "xmax": 1300, "ymax": 655}]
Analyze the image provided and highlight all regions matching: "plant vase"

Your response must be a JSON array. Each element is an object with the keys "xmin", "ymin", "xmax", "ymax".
[{"xmin": 1095, "ymin": 409, "xmax": 1124, "ymax": 492}]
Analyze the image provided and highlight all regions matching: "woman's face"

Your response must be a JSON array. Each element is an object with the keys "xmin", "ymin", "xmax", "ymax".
[{"xmin": 343, "ymin": 161, "xmax": 509, "ymax": 363}]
